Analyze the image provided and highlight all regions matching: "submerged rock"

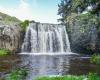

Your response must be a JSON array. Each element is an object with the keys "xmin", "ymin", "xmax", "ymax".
[{"xmin": 0, "ymin": 24, "xmax": 23, "ymax": 53}]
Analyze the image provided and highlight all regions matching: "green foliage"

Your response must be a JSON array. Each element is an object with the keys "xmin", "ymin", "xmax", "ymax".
[
  {"xmin": 58, "ymin": 0, "xmax": 72, "ymax": 22},
  {"xmin": 35, "ymin": 73, "xmax": 100, "ymax": 80},
  {"xmin": 6, "ymin": 68, "xmax": 28, "ymax": 80},
  {"xmin": 66, "ymin": 12, "xmax": 100, "ymax": 34},
  {"xmin": 77, "ymin": 13, "xmax": 99, "ymax": 24},
  {"xmin": 72, "ymin": 0, "xmax": 86, "ymax": 12},
  {"xmin": 35, "ymin": 75, "xmax": 84, "ymax": 80},
  {"xmin": 90, "ymin": 54, "xmax": 100, "ymax": 64},
  {"xmin": 0, "ymin": 48, "xmax": 11, "ymax": 56},
  {"xmin": 58, "ymin": 0, "xmax": 100, "ymax": 22},
  {"xmin": 75, "ymin": 13, "xmax": 99, "ymax": 34},
  {"xmin": 66, "ymin": 13, "xmax": 77, "ymax": 33},
  {"xmin": 88, "ymin": 73, "xmax": 100, "ymax": 80},
  {"xmin": 20, "ymin": 20, "xmax": 30, "ymax": 31}
]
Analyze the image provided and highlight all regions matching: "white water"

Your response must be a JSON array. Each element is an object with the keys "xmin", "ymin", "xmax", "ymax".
[
  {"xmin": 22, "ymin": 22, "xmax": 71, "ymax": 53},
  {"xmin": 20, "ymin": 52, "xmax": 77, "ymax": 55}
]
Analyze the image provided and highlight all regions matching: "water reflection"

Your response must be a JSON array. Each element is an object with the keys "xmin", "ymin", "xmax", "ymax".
[
  {"xmin": 20, "ymin": 54, "xmax": 100, "ymax": 80},
  {"xmin": 21, "ymin": 55, "xmax": 70, "ymax": 80},
  {"xmin": 0, "ymin": 54, "xmax": 100, "ymax": 80},
  {"xmin": 0, "ymin": 55, "xmax": 21, "ymax": 78}
]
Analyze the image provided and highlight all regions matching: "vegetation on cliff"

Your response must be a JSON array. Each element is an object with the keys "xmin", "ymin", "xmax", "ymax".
[
  {"xmin": 20, "ymin": 20, "xmax": 30, "ymax": 32},
  {"xmin": 0, "ymin": 12, "xmax": 21, "ymax": 25},
  {"xmin": 58, "ymin": 0, "xmax": 100, "ymax": 54},
  {"xmin": 0, "ymin": 12, "xmax": 30, "ymax": 32},
  {"xmin": 91, "ymin": 54, "xmax": 100, "ymax": 64},
  {"xmin": 0, "ymin": 49, "xmax": 11, "ymax": 56},
  {"xmin": 58, "ymin": 0, "xmax": 100, "ymax": 22}
]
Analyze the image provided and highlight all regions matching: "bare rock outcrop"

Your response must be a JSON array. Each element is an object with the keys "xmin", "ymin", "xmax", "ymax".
[{"xmin": 0, "ymin": 24, "xmax": 23, "ymax": 53}]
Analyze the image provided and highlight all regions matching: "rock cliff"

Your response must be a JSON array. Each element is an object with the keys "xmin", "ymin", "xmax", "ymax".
[
  {"xmin": 0, "ymin": 24, "xmax": 23, "ymax": 53},
  {"xmin": 67, "ymin": 13, "xmax": 100, "ymax": 54}
]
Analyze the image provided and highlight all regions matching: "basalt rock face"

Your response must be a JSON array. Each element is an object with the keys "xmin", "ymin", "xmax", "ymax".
[
  {"xmin": 68, "ymin": 15, "xmax": 100, "ymax": 54},
  {"xmin": 0, "ymin": 24, "xmax": 23, "ymax": 53}
]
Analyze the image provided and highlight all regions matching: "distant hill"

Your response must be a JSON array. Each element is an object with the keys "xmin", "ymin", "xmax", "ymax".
[{"xmin": 0, "ymin": 12, "xmax": 21, "ymax": 25}]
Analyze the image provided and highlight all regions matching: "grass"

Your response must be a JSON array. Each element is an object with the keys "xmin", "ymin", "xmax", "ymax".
[
  {"xmin": 35, "ymin": 73, "xmax": 100, "ymax": 80},
  {"xmin": 5, "ymin": 68, "xmax": 28, "ymax": 80},
  {"xmin": 88, "ymin": 73, "xmax": 100, "ymax": 80},
  {"xmin": 35, "ymin": 75, "xmax": 84, "ymax": 80},
  {"xmin": 90, "ymin": 54, "xmax": 100, "ymax": 64},
  {"xmin": 4, "ymin": 69, "xmax": 100, "ymax": 80},
  {"xmin": 0, "ymin": 49, "xmax": 11, "ymax": 56}
]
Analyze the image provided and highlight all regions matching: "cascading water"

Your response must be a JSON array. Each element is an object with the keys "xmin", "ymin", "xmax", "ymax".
[{"xmin": 22, "ymin": 22, "xmax": 71, "ymax": 53}]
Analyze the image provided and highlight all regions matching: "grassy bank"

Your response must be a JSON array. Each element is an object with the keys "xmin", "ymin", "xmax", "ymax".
[
  {"xmin": 35, "ymin": 75, "xmax": 84, "ymax": 80},
  {"xmin": 35, "ymin": 73, "xmax": 100, "ymax": 80},
  {"xmin": 0, "ymin": 49, "xmax": 11, "ymax": 56}
]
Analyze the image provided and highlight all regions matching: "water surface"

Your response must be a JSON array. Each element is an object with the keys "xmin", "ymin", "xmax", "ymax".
[{"xmin": 0, "ymin": 54, "xmax": 100, "ymax": 80}]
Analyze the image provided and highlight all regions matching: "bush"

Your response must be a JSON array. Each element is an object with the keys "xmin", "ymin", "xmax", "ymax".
[
  {"xmin": 6, "ymin": 68, "xmax": 28, "ymax": 80},
  {"xmin": 20, "ymin": 20, "xmax": 29, "ymax": 32},
  {"xmin": 0, "ymin": 48, "xmax": 11, "ymax": 56},
  {"xmin": 88, "ymin": 73, "xmax": 100, "ymax": 80},
  {"xmin": 90, "ymin": 54, "xmax": 100, "ymax": 64}
]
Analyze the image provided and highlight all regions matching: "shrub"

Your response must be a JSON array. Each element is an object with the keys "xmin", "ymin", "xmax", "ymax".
[
  {"xmin": 90, "ymin": 54, "xmax": 100, "ymax": 64},
  {"xmin": 6, "ymin": 68, "xmax": 28, "ymax": 80},
  {"xmin": 20, "ymin": 20, "xmax": 29, "ymax": 32},
  {"xmin": 88, "ymin": 73, "xmax": 100, "ymax": 80},
  {"xmin": 0, "ymin": 48, "xmax": 11, "ymax": 56}
]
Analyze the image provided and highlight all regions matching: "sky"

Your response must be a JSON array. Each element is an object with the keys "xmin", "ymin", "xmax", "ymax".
[{"xmin": 0, "ymin": 0, "xmax": 61, "ymax": 23}]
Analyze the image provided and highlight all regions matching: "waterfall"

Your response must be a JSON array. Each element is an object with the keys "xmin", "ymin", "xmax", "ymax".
[{"xmin": 22, "ymin": 22, "xmax": 71, "ymax": 53}]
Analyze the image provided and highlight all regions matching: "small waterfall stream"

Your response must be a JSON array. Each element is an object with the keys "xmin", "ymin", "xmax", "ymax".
[{"xmin": 22, "ymin": 22, "xmax": 71, "ymax": 53}]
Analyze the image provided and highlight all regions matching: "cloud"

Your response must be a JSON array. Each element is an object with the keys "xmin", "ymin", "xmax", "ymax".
[
  {"xmin": 15, "ymin": 0, "xmax": 34, "ymax": 20},
  {"xmin": 0, "ymin": 0, "xmax": 60, "ymax": 23},
  {"xmin": 0, "ymin": 0, "xmax": 34, "ymax": 21}
]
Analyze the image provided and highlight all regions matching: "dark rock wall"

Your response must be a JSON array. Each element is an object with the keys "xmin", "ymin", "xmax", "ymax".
[{"xmin": 68, "ymin": 17, "xmax": 100, "ymax": 54}]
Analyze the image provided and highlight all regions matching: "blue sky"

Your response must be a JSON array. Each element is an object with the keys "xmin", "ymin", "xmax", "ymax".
[{"xmin": 0, "ymin": 0, "xmax": 61, "ymax": 23}]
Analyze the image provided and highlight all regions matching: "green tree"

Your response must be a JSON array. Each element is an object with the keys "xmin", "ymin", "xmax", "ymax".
[{"xmin": 58, "ymin": 0, "xmax": 100, "ymax": 23}]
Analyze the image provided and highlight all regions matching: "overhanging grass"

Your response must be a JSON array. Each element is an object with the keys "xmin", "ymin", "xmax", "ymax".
[
  {"xmin": 90, "ymin": 54, "xmax": 100, "ymax": 64},
  {"xmin": 0, "ymin": 49, "xmax": 11, "ymax": 56}
]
